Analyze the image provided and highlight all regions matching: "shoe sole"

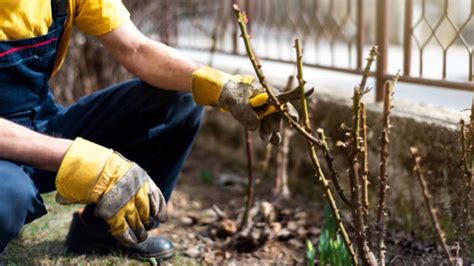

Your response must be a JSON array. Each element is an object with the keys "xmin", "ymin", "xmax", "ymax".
[{"xmin": 66, "ymin": 239, "xmax": 175, "ymax": 262}]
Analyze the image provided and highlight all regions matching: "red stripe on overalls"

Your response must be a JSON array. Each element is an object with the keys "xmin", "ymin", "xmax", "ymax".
[{"xmin": 0, "ymin": 37, "xmax": 58, "ymax": 58}]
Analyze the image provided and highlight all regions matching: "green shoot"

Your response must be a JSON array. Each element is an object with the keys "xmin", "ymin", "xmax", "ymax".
[{"xmin": 319, "ymin": 206, "xmax": 350, "ymax": 266}]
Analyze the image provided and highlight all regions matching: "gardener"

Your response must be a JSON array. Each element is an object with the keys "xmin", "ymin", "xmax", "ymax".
[{"xmin": 0, "ymin": 0, "xmax": 297, "ymax": 261}]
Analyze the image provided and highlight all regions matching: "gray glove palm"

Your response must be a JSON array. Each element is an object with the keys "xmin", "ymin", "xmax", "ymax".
[{"xmin": 219, "ymin": 78, "xmax": 313, "ymax": 145}]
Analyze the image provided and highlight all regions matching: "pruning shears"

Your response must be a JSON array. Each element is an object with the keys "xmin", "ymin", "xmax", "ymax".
[{"xmin": 249, "ymin": 87, "xmax": 314, "ymax": 119}]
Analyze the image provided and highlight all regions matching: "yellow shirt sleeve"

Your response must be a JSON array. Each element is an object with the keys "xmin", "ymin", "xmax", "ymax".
[{"xmin": 74, "ymin": 0, "xmax": 131, "ymax": 36}]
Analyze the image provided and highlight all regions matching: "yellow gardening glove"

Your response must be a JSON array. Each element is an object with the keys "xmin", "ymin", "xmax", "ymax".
[
  {"xmin": 55, "ymin": 138, "xmax": 167, "ymax": 246},
  {"xmin": 192, "ymin": 66, "xmax": 266, "ymax": 127},
  {"xmin": 192, "ymin": 66, "xmax": 312, "ymax": 144}
]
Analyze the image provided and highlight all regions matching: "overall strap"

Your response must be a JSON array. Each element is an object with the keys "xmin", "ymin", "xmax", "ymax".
[{"xmin": 52, "ymin": 0, "xmax": 68, "ymax": 19}]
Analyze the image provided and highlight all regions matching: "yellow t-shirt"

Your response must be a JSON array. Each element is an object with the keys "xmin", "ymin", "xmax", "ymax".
[{"xmin": 0, "ymin": 0, "xmax": 131, "ymax": 75}]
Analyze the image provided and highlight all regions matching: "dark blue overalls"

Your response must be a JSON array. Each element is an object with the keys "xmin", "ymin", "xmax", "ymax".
[{"xmin": 0, "ymin": 0, "xmax": 203, "ymax": 251}]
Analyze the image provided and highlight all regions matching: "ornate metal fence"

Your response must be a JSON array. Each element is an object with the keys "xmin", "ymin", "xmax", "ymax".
[{"xmin": 172, "ymin": 0, "xmax": 474, "ymax": 102}]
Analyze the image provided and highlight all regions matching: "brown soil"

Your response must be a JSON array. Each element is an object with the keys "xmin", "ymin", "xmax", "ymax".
[
  {"xmin": 155, "ymin": 145, "xmax": 467, "ymax": 265},
  {"xmin": 158, "ymin": 146, "xmax": 323, "ymax": 265}
]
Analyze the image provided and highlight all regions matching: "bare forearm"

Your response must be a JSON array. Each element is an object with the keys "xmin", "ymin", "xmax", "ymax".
[
  {"xmin": 99, "ymin": 22, "xmax": 199, "ymax": 92},
  {"xmin": 0, "ymin": 119, "xmax": 72, "ymax": 171},
  {"xmin": 131, "ymin": 40, "xmax": 199, "ymax": 92}
]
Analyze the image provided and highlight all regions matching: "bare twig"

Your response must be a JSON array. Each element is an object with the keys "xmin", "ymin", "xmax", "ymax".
[
  {"xmin": 309, "ymin": 140, "xmax": 359, "ymax": 265},
  {"xmin": 409, "ymin": 147, "xmax": 456, "ymax": 266},
  {"xmin": 240, "ymin": 129, "xmax": 254, "ymax": 231},
  {"xmin": 468, "ymin": 98, "xmax": 474, "ymax": 244},
  {"xmin": 468, "ymin": 98, "xmax": 474, "ymax": 232},
  {"xmin": 232, "ymin": 5, "xmax": 323, "ymax": 149},
  {"xmin": 360, "ymin": 102, "xmax": 371, "ymax": 248},
  {"xmin": 294, "ymin": 38, "xmax": 358, "ymax": 266},
  {"xmin": 469, "ymin": 97, "xmax": 474, "ymax": 224},
  {"xmin": 349, "ymin": 48, "xmax": 378, "ymax": 265},
  {"xmin": 233, "ymin": 8, "xmax": 356, "ymax": 264},
  {"xmin": 317, "ymin": 129, "xmax": 352, "ymax": 208},
  {"xmin": 458, "ymin": 119, "xmax": 471, "ymax": 248},
  {"xmin": 295, "ymin": 40, "xmax": 310, "ymax": 131},
  {"xmin": 460, "ymin": 119, "xmax": 470, "ymax": 181},
  {"xmin": 458, "ymin": 99, "xmax": 474, "ymax": 252},
  {"xmin": 376, "ymin": 72, "xmax": 399, "ymax": 265}
]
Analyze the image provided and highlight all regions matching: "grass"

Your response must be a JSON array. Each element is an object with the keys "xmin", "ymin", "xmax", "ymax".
[{"xmin": 3, "ymin": 193, "xmax": 196, "ymax": 266}]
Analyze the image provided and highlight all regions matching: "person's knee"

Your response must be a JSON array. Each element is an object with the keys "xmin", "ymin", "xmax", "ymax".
[{"xmin": 0, "ymin": 161, "xmax": 46, "ymax": 250}]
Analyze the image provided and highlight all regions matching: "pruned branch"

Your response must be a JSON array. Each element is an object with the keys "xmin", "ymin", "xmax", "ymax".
[
  {"xmin": 457, "ymin": 99, "xmax": 474, "ymax": 252},
  {"xmin": 360, "ymin": 102, "xmax": 371, "ymax": 248},
  {"xmin": 317, "ymin": 129, "xmax": 352, "ymax": 208},
  {"xmin": 409, "ymin": 147, "xmax": 456, "ymax": 266},
  {"xmin": 461, "ymin": 119, "xmax": 470, "ymax": 180},
  {"xmin": 457, "ymin": 119, "xmax": 471, "ymax": 247},
  {"xmin": 232, "ymin": 5, "xmax": 323, "ymax": 149},
  {"xmin": 293, "ymin": 38, "xmax": 358, "ymax": 266},
  {"xmin": 376, "ymin": 72, "xmax": 399, "ymax": 265},
  {"xmin": 349, "ymin": 47, "xmax": 378, "ymax": 266},
  {"xmin": 295, "ymin": 39, "xmax": 310, "ymax": 131}
]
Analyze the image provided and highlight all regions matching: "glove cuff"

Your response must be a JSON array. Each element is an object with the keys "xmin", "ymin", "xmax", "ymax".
[
  {"xmin": 56, "ymin": 137, "xmax": 113, "ymax": 203},
  {"xmin": 192, "ymin": 66, "xmax": 237, "ymax": 106}
]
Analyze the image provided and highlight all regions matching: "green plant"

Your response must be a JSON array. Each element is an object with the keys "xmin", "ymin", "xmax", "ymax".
[{"xmin": 319, "ymin": 206, "xmax": 350, "ymax": 266}]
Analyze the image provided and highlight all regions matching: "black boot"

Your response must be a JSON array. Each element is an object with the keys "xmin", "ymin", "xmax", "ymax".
[{"xmin": 65, "ymin": 210, "xmax": 174, "ymax": 261}]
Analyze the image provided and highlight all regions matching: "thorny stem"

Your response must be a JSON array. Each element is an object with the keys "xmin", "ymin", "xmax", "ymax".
[
  {"xmin": 233, "ymin": 5, "xmax": 280, "ymax": 106},
  {"xmin": 350, "ymin": 48, "xmax": 378, "ymax": 266},
  {"xmin": 309, "ymin": 142, "xmax": 359, "ymax": 266},
  {"xmin": 317, "ymin": 129, "xmax": 352, "ymax": 208},
  {"xmin": 469, "ymin": 98, "xmax": 474, "ymax": 239},
  {"xmin": 360, "ymin": 103, "xmax": 371, "ymax": 248},
  {"xmin": 240, "ymin": 129, "xmax": 254, "ymax": 231},
  {"xmin": 295, "ymin": 39, "xmax": 311, "ymax": 131},
  {"xmin": 376, "ymin": 73, "xmax": 399, "ymax": 266},
  {"xmin": 458, "ymin": 119, "xmax": 471, "ymax": 249},
  {"xmin": 461, "ymin": 120, "xmax": 470, "ymax": 179},
  {"xmin": 233, "ymin": 7, "xmax": 355, "ymax": 264},
  {"xmin": 409, "ymin": 147, "xmax": 456, "ymax": 266},
  {"xmin": 232, "ymin": 5, "xmax": 323, "ymax": 148},
  {"xmin": 470, "ymin": 97, "xmax": 474, "ymax": 215},
  {"xmin": 468, "ymin": 98, "xmax": 474, "ymax": 241},
  {"xmin": 293, "ymin": 38, "xmax": 358, "ymax": 266},
  {"xmin": 458, "ymin": 99, "xmax": 474, "ymax": 252}
]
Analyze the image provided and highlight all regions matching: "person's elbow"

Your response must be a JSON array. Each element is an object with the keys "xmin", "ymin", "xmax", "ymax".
[{"xmin": 98, "ymin": 22, "xmax": 149, "ymax": 72}]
